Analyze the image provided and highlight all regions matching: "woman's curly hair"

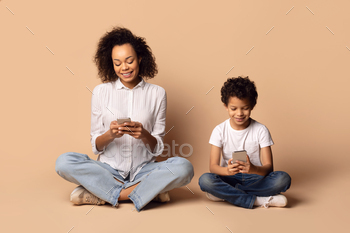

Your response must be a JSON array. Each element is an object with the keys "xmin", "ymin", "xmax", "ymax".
[
  {"xmin": 94, "ymin": 27, "xmax": 158, "ymax": 82},
  {"xmin": 221, "ymin": 76, "xmax": 258, "ymax": 109}
]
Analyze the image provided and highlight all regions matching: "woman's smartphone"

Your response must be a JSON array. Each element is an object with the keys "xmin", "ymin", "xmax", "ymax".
[
  {"xmin": 117, "ymin": 118, "xmax": 131, "ymax": 125},
  {"xmin": 232, "ymin": 150, "xmax": 247, "ymax": 163}
]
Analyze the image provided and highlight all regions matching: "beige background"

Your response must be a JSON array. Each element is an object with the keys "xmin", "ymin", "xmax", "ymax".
[{"xmin": 1, "ymin": 0, "xmax": 350, "ymax": 232}]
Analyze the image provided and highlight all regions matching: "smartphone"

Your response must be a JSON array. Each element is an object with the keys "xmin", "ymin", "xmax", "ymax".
[
  {"xmin": 232, "ymin": 150, "xmax": 247, "ymax": 163},
  {"xmin": 117, "ymin": 117, "xmax": 131, "ymax": 125}
]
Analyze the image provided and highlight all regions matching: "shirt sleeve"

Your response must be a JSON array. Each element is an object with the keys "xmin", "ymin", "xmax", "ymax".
[
  {"xmin": 144, "ymin": 90, "xmax": 167, "ymax": 157},
  {"xmin": 258, "ymin": 125, "xmax": 274, "ymax": 148},
  {"xmin": 209, "ymin": 125, "xmax": 223, "ymax": 148},
  {"xmin": 90, "ymin": 85, "xmax": 106, "ymax": 155}
]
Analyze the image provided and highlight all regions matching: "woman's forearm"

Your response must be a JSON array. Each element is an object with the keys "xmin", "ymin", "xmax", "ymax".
[
  {"xmin": 141, "ymin": 130, "xmax": 157, "ymax": 153},
  {"xmin": 95, "ymin": 130, "xmax": 115, "ymax": 152}
]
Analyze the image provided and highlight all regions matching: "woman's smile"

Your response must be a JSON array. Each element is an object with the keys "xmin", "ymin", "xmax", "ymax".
[{"xmin": 121, "ymin": 71, "xmax": 133, "ymax": 78}]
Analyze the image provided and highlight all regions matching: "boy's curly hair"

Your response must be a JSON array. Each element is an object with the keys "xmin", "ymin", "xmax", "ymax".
[
  {"xmin": 94, "ymin": 27, "xmax": 158, "ymax": 83},
  {"xmin": 221, "ymin": 76, "xmax": 258, "ymax": 108}
]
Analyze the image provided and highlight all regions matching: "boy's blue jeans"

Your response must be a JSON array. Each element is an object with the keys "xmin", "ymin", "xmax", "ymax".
[
  {"xmin": 55, "ymin": 152, "xmax": 194, "ymax": 212},
  {"xmin": 198, "ymin": 171, "xmax": 291, "ymax": 209}
]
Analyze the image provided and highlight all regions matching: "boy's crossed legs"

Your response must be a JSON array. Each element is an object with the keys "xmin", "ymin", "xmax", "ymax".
[{"xmin": 199, "ymin": 171, "xmax": 291, "ymax": 208}]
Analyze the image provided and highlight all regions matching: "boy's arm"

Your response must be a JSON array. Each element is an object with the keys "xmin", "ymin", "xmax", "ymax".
[
  {"xmin": 257, "ymin": 146, "xmax": 274, "ymax": 175},
  {"xmin": 209, "ymin": 145, "xmax": 240, "ymax": 176},
  {"xmin": 237, "ymin": 146, "xmax": 274, "ymax": 176}
]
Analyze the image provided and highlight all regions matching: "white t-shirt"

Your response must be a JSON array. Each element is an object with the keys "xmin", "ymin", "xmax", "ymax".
[{"xmin": 209, "ymin": 118, "xmax": 274, "ymax": 167}]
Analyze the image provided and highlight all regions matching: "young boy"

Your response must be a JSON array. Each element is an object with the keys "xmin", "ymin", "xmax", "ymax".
[{"xmin": 198, "ymin": 76, "xmax": 291, "ymax": 209}]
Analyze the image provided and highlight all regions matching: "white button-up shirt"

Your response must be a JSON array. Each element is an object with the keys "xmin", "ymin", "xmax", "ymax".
[{"xmin": 90, "ymin": 78, "xmax": 166, "ymax": 181}]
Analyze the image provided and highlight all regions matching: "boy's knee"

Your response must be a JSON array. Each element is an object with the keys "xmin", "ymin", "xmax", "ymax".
[
  {"xmin": 198, "ymin": 173, "xmax": 216, "ymax": 191},
  {"xmin": 273, "ymin": 171, "xmax": 291, "ymax": 190}
]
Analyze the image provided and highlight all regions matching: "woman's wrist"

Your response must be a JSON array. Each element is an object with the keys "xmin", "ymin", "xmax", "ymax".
[
  {"xmin": 141, "ymin": 130, "xmax": 157, "ymax": 153},
  {"xmin": 105, "ymin": 130, "xmax": 115, "ymax": 141},
  {"xmin": 141, "ymin": 129, "xmax": 151, "ymax": 143},
  {"xmin": 96, "ymin": 131, "xmax": 115, "ymax": 152}
]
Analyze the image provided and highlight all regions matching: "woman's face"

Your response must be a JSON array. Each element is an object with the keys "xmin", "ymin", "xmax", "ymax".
[{"xmin": 111, "ymin": 43, "xmax": 142, "ymax": 88}]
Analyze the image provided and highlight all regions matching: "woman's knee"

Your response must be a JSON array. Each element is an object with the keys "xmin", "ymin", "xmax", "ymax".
[
  {"xmin": 167, "ymin": 157, "xmax": 194, "ymax": 183},
  {"xmin": 55, "ymin": 152, "xmax": 87, "ymax": 175}
]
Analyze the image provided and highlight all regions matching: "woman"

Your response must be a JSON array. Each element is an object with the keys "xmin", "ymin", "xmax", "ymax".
[{"xmin": 55, "ymin": 27, "xmax": 194, "ymax": 212}]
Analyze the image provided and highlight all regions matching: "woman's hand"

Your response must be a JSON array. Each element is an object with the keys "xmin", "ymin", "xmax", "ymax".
[
  {"xmin": 117, "ymin": 121, "xmax": 148, "ymax": 140},
  {"xmin": 109, "ymin": 121, "xmax": 125, "ymax": 138},
  {"xmin": 236, "ymin": 155, "xmax": 256, "ymax": 174},
  {"xmin": 118, "ymin": 121, "xmax": 157, "ymax": 152},
  {"xmin": 226, "ymin": 158, "xmax": 241, "ymax": 176}
]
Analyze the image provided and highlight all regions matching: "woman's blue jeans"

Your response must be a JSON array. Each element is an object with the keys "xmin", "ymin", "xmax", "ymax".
[
  {"xmin": 198, "ymin": 171, "xmax": 291, "ymax": 209},
  {"xmin": 55, "ymin": 152, "xmax": 194, "ymax": 212}
]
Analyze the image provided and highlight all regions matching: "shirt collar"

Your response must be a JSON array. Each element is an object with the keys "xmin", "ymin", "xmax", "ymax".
[{"xmin": 116, "ymin": 77, "xmax": 145, "ymax": 90}]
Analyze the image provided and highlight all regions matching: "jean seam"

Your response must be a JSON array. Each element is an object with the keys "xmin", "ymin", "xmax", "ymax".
[
  {"xmin": 126, "ymin": 166, "xmax": 162, "ymax": 211},
  {"xmin": 128, "ymin": 191, "xmax": 142, "ymax": 212},
  {"xmin": 249, "ymin": 195, "xmax": 256, "ymax": 209},
  {"xmin": 234, "ymin": 184, "xmax": 249, "ymax": 194},
  {"xmin": 108, "ymin": 185, "xmax": 123, "ymax": 207}
]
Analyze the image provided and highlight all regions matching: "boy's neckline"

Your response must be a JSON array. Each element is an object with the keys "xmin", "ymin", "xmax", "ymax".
[{"xmin": 228, "ymin": 118, "xmax": 252, "ymax": 131}]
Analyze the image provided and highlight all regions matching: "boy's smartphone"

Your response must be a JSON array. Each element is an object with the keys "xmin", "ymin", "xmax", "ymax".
[
  {"xmin": 117, "ymin": 118, "xmax": 131, "ymax": 125},
  {"xmin": 232, "ymin": 150, "xmax": 247, "ymax": 163}
]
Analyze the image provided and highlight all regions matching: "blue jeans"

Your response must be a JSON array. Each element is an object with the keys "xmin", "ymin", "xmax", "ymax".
[
  {"xmin": 55, "ymin": 152, "xmax": 194, "ymax": 212},
  {"xmin": 198, "ymin": 171, "xmax": 291, "ymax": 209}
]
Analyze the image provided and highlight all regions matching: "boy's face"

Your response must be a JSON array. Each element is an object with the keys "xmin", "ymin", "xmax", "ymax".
[{"xmin": 225, "ymin": 96, "xmax": 252, "ymax": 130}]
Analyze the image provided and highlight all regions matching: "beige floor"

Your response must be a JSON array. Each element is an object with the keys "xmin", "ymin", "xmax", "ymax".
[
  {"xmin": 2, "ymin": 0, "xmax": 350, "ymax": 232},
  {"xmin": 2, "ymin": 160, "xmax": 349, "ymax": 233}
]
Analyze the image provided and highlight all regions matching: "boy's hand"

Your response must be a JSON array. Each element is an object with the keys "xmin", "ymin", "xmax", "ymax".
[
  {"xmin": 236, "ymin": 155, "xmax": 256, "ymax": 174},
  {"xmin": 227, "ymin": 158, "xmax": 240, "ymax": 175}
]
